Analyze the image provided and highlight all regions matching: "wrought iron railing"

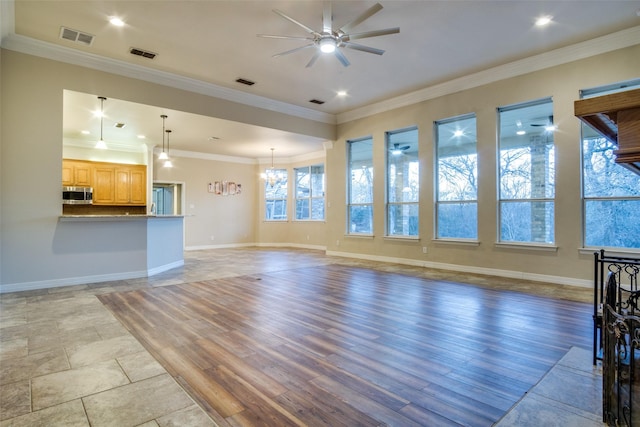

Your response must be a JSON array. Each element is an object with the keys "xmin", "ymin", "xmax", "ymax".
[{"xmin": 598, "ymin": 250, "xmax": 640, "ymax": 426}]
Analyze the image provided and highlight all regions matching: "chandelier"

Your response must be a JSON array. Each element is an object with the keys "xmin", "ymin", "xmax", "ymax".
[{"xmin": 260, "ymin": 148, "xmax": 284, "ymax": 187}]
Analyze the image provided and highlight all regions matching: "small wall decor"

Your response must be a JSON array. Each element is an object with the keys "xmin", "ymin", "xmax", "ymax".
[{"xmin": 209, "ymin": 181, "xmax": 241, "ymax": 196}]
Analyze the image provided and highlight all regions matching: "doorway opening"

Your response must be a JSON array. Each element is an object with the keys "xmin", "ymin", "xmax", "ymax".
[{"xmin": 153, "ymin": 182, "xmax": 183, "ymax": 215}]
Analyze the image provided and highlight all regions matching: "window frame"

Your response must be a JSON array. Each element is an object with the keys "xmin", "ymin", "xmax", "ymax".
[
  {"xmin": 434, "ymin": 113, "xmax": 478, "ymax": 241},
  {"xmin": 497, "ymin": 97, "xmax": 556, "ymax": 245},
  {"xmin": 347, "ymin": 136, "xmax": 374, "ymax": 235},
  {"xmin": 263, "ymin": 168, "xmax": 288, "ymax": 221},
  {"xmin": 293, "ymin": 164, "xmax": 325, "ymax": 221},
  {"xmin": 580, "ymin": 79, "xmax": 640, "ymax": 250},
  {"xmin": 385, "ymin": 126, "xmax": 419, "ymax": 238}
]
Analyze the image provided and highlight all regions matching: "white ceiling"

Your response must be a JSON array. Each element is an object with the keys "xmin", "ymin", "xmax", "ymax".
[{"xmin": 5, "ymin": 0, "xmax": 640, "ymax": 159}]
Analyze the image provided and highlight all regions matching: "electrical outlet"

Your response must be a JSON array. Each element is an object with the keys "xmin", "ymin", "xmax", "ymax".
[
  {"xmin": 210, "ymin": 235, "xmax": 215, "ymax": 241},
  {"xmin": 336, "ymin": 240, "xmax": 340, "ymax": 246},
  {"xmin": 422, "ymin": 246, "xmax": 428, "ymax": 254}
]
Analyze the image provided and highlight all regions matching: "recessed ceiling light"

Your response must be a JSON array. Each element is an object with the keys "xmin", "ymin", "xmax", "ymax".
[
  {"xmin": 337, "ymin": 90, "xmax": 347, "ymax": 97},
  {"xmin": 517, "ymin": 130, "xmax": 526, "ymax": 135},
  {"xmin": 535, "ymin": 15, "xmax": 553, "ymax": 27},
  {"xmin": 137, "ymin": 135, "xmax": 146, "ymax": 139},
  {"xmin": 109, "ymin": 17, "xmax": 125, "ymax": 27},
  {"xmin": 81, "ymin": 130, "xmax": 90, "ymax": 135}
]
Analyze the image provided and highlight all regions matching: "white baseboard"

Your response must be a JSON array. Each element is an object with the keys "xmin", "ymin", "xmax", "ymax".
[
  {"xmin": 185, "ymin": 242, "xmax": 256, "ymax": 251},
  {"xmin": 256, "ymin": 242, "xmax": 327, "ymax": 251},
  {"xmin": 147, "ymin": 260, "xmax": 185, "ymax": 276},
  {"xmin": 326, "ymin": 250, "xmax": 592, "ymax": 288},
  {"xmin": 0, "ymin": 270, "xmax": 147, "ymax": 294},
  {"xmin": 1, "ymin": 246, "xmax": 592, "ymax": 293},
  {"xmin": 0, "ymin": 261, "xmax": 185, "ymax": 294}
]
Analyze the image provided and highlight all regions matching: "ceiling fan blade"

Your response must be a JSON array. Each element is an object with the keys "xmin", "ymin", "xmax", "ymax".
[
  {"xmin": 334, "ymin": 49, "xmax": 350, "ymax": 67},
  {"xmin": 322, "ymin": 2, "xmax": 332, "ymax": 33},
  {"xmin": 273, "ymin": 9, "xmax": 319, "ymax": 36},
  {"xmin": 339, "ymin": 3, "xmax": 383, "ymax": 34},
  {"xmin": 342, "ymin": 41, "xmax": 384, "ymax": 55},
  {"xmin": 306, "ymin": 51, "xmax": 321, "ymax": 68},
  {"xmin": 257, "ymin": 34, "xmax": 313, "ymax": 41},
  {"xmin": 345, "ymin": 27, "xmax": 400, "ymax": 41},
  {"xmin": 272, "ymin": 43, "xmax": 315, "ymax": 58}
]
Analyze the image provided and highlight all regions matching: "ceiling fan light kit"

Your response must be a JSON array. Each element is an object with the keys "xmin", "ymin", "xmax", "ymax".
[{"xmin": 258, "ymin": 2, "xmax": 399, "ymax": 67}]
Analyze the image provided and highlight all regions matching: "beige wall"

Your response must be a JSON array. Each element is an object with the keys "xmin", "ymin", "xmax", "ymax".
[
  {"xmin": 1, "ymin": 44, "xmax": 639, "ymax": 289},
  {"xmin": 256, "ymin": 153, "xmax": 327, "ymax": 248},
  {"xmin": 0, "ymin": 49, "xmax": 331, "ymax": 288},
  {"xmin": 154, "ymin": 156, "xmax": 258, "ymax": 249},
  {"xmin": 327, "ymin": 45, "xmax": 640, "ymax": 285}
]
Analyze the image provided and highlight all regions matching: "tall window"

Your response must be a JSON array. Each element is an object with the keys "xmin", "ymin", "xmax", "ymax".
[
  {"xmin": 294, "ymin": 164, "xmax": 325, "ymax": 220},
  {"xmin": 498, "ymin": 98, "xmax": 555, "ymax": 244},
  {"xmin": 264, "ymin": 170, "xmax": 288, "ymax": 221},
  {"xmin": 435, "ymin": 114, "xmax": 477, "ymax": 239},
  {"xmin": 386, "ymin": 127, "xmax": 419, "ymax": 236},
  {"xmin": 582, "ymin": 80, "xmax": 640, "ymax": 249},
  {"xmin": 347, "ymin": 137, "xmax": 373, "ymax": 234}
]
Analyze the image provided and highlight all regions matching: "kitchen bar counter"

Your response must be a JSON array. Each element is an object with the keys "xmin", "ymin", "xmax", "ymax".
[
  {"xmin": 53, "ymin": 214, "xmax": 184, "ymax": 285},
  {"xmin": 59, "ymin": 214, "xmax": 184, "ymax": 221}
]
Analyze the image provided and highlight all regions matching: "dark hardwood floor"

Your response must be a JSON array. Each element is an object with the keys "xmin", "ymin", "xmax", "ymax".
[{"xmin": 98, "ymin": 263, "xmax": 592, "ymax": 426}]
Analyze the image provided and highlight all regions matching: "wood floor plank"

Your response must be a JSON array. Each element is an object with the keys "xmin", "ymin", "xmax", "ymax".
[{"xmin": 98, "ymin": 262, "xmax": 593, "ymax": 426}]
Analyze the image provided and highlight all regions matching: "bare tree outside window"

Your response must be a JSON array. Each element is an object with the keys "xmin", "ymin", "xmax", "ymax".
[
  {"xmin": 436, "ymin": 114, "xmax": 478, "ymax": 239},
  {"xmin": 498, "ymin": 99, "xmax": 555, "ymax": 244}
]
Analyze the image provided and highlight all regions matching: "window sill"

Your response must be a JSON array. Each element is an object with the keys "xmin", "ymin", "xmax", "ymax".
[
  {"xmin": 345, "ymin": 234, "xmax": 374, "ymax": 239},
  {"xmin": 494, "ymin": 242, "xmax": 558, "ymax": 252},
  {"xmin": 383, "ymin": 235, "xmax": 420, "ymax": 242},
  {"xmin": 433, "ymin": 238, "xmax": 480, "ymax": 247}
]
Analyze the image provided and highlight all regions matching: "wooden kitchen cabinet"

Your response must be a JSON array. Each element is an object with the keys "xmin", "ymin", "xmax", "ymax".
[
  {"xmin": 63, "ymin": 159, "xmax": 147, "ymax": 206},
  {"xmin": 115, "ymin": 165, "xmax": 146, "ymax": 205},
  {"xmin": 93, "ymin": 166, "xmax": 116, "ymax": 204},
  {"xmin": 62, "ymin": 160, "xmax": 92, "ymax": 187}
]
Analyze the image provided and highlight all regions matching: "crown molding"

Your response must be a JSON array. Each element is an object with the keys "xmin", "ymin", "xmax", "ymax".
[
  {"xmin": 1, "ymin": 33, "xmax": 336, "ymax": 125},
  {"xmin": 337, "ymin": 26, "xmax": 640, "ymax": 124},
  {"xmin": 161, "ymin": 148, "xmax": 257, "ymax": 165},
  {"xmin": 161, "ymin": 147, "xmax": 325, "ymax": 165}
]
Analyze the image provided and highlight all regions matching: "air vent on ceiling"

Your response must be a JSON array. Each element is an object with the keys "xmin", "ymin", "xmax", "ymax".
[
  {"xmin": 309, "ymin": 99, "xmax": 325, "ymax": 105},
  {"xmin": 235, "ymin": 78, "xmax": 255, "ymax": 86},
  {"xmin": 130, "ymin": 47, "xmax": 157, "ymax": 59},
  {"xmin": 59, "ymin": 27, "xmax": 94, "ymax": 46},
  {"xmin": 113, "ymin": 122, "xmax": 126, "ymax": 129}
]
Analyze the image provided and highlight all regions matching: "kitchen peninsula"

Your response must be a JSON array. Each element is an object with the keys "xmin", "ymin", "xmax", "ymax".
[
  {"xmin": 58, "ymin": 157, "xmax": 184, "ymax": 287},
  {"xmin": 57, "ymin": 214, "xmax": 184, "ymax": 281}
]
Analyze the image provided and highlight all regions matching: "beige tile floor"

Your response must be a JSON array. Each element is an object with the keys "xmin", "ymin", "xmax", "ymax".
[{"xmin": 0, "ymin": 248, "xmax": 598, "ymax": 426}]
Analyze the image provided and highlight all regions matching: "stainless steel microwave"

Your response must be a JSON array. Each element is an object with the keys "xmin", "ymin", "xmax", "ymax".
[{"xmin": 62, "ymin": 186, "xmax": 93, "ymax": 204}]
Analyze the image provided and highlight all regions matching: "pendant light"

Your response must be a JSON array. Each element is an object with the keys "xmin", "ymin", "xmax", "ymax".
[
  {"xmin": 95, "ymin": 96, "xmax": 108, "ymax": 149},
  {"xmin": 163, "ymin": 129, "xmax": 173, "ymax": 168},
  {"xmin": 158, "ymin": 114, "xmax": 168, "ymax": 160}
]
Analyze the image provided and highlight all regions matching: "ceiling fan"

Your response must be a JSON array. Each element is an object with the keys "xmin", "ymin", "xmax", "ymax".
[
  {"xmin": 530, "ymin": 115, "xmax": 554, "ymax": 127},
  {"xmin": 257, "ymin": 2, "xmax": 399, "ymax": 67},
  {"xmin": 390, "ymin": 143, "xmax": 410, "ymax": 155},
  {"xmin": 530, "ymin": 116, "xmax": 556, "ymax": 131}
]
